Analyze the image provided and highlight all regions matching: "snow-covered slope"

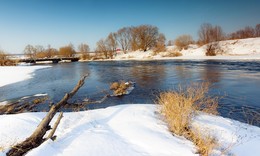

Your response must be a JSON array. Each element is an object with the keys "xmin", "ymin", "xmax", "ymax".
[
  {"xmin": 181, "ymin": 37, "xmax": 260, "ymax": 56},
  {"xmin": 215, "ymin": 38, "xmax": 260, "ymax": 55},
  {"xmin": 0, "ymin": 105, "xmax": 259, "ymax": 156},
  {"xmin": 114, "ymin": 38, "xmax": 260, "ymax": 60}
]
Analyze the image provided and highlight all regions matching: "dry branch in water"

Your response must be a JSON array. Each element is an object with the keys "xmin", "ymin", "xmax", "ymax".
[
  {"xmin": 63, "ymin": 94, "xmax": 109, "ymax": 111},
  {"xmin": 7, "ymin": 74, "xmax": 88, "ymax": 156},
  {"xmin": 0, "ymin": 96, "xmax": 48, "ymax": 114}
]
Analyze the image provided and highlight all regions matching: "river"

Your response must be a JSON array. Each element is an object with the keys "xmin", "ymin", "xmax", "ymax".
[{"xmin": 0, "ymin": 60, "xmax": 260, "ymax": 126}]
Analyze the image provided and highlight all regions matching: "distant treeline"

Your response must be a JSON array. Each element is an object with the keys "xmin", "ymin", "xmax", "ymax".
[
  {"xmin": 168, "ymin": 23, "xmax": 260, "ymax": 50},
  {"xmin": 0, "ymin": 23, "xmax": 259, "ymax": 61},
  {"xmin": 97, "ymin": 23, "xmax": 260, "ymax": 57}
]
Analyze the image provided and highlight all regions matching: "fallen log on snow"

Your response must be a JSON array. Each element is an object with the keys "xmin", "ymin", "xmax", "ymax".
[{"xmin": 7, "ymin": 74, "xmax": 88, "ymax": 156}]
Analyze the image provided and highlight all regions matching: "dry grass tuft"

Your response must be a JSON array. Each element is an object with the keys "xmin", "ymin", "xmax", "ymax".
[
  {"xmin": 163, "ymin": 51, "xmax": 183, "ymax": 57},
  {"xmin": 158, "ymin": 91, "xmax": 193, "ymax": 135},
  {"xmin": 157, "ymin": 82, "xmax": 219, "ymax": 155},
  {"xmin": 188, "ymin": 128, "xmax": 218, "ymax": 156}
]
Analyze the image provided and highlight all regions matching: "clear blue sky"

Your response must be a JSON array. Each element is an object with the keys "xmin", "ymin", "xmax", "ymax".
[{"xmin": 0, "ymin": 0, "xmax": 259, "ymax": 53}]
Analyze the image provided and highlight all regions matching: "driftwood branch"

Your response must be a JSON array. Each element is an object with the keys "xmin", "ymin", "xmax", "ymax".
[
  {"xmin": 7, "ymin": 74, "xmax": 88, "ymax": 156},
  {"xmin": 64, "ymin": 94, "xmax": 109, "ymax": 110},
  {"xmin": 47, "ymin": 112, "xmax": 63, "ymax": 140},
  {"xmin": 0, "ymin": 96, "xmax": 48, "ymax": 115}
]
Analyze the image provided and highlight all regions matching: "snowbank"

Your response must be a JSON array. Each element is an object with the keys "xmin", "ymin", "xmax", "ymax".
[
  {"xmin": 0, "ymin": 105, "xmax": 196, "ymax": 156},
  {"xmin": 0, "ymin": 105, "xmax": 259, "ymax": 156},
  {"xmin": 181, "ymin": 37, "xmax": 260, "ymax": 57},
  {"xmin": 193, "ymin": 113, "xmax": 260, "ymax": 156},
  {"xmin": 114, "ymin": 50, "xmax": 156, "ymax": 60},
  {"xmin": 114, "ymin": 38, "xmax": 260, "ymax": 60},
  {"xmin": 0, "ymin": 65, "xmax": 51, "ymax": 87}
]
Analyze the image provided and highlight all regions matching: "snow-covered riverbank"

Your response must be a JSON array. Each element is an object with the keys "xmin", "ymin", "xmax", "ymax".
[
  {"xmin": 0, "ymin": 104, "xmax": 260, "ymax": 156},
  {"xmin": 0, "ymin": 65, "xmax": 51, "ymax": 87},
  {"xmin": 114, "ymin": 38, "xmax": 260, "ymax": 60}
]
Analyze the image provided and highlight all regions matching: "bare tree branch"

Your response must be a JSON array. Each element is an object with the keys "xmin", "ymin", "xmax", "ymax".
[{"xmin": 47, "ymin": 112, "xmax": 63, "ymax": 141}]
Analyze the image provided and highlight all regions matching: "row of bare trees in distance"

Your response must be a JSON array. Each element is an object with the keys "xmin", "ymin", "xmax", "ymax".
[
  {"xmin": 95, "ymin": 25, "xmax": 166, "ymax": 59},
  {"xmin": 168, "ymin": 23, "xmax": 260, "ymax": 50},
  {"xmin": 96, "ymin": 23, "xmax": 260, "ymax": 58},
  {"xmin": 23, "ymin": 43, "xmax": 90, "ymax": 59}
]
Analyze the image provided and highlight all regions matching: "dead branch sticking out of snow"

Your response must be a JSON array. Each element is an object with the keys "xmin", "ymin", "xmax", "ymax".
[
  {"xmin": 7, "ymin": 74, "xmax": 88, "ymax": 156},
  {"xmin": 47, "ymin": 112, "xmax": 63, "ymax": 141}
]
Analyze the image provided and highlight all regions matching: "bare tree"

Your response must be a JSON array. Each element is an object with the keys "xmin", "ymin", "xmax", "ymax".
[
  {"xmin": 198, "ymin": 23, "xmax": 225, "ymax": 45},
  {"xmin": 34, "ymin": 45, "xmax": 46, "ymax": 58},
  {"xmin": 154, "ymin": 33, "xmax": 166, "ymax": 52},
  {"xmin": 59, "ymin": 44, "xmax": 75, "ymax": 57},
  {"xmin": 213, "ymin": 25, "xmax": 225, "ymax": 41},
  {"xmin": 228, "ymin": 29, "xmax": 244, "ymax": 40},
  {"xmin": 96, "ymin": 39, "xmax": 109, "ymax": 59},
  {"xmin": 24, "ymin": 44, "xmax": 36, "ymax": 59},
  {"xmin": 78, "ymin": 43, "xmax": 90, "ymax": 60},
  {"xmin": 116, "ymin": 27, "xmax": 131, "ymax": 53},
  {"xmin": 229, "ymin": 25, "xmax": 256, "ymax": 39},
  {"xmin": 35, "ymin": 45, "xmax": 45, "ymax": 53},
  {"xmin": 131, "ymin": 25, "xmax": 159, "ymax": 51},
  {"xmin": 24, "ymin": 44, "xmax": 58, "ymax": 59},
  {"xmin": 46, "ymin": 44, "xmax": 52, "ymax": 58},
  {"xmin": 130, "ymin": 26, "xmax": 139, "ymax": 51},
  {"xmin": 78, "ymin": 43, "xmax": 90, "ymax": 53},
  {"xmin": 198, "ymin": 23, "xmax": 213, "ymax": 45},
  {"xmin": 96, "ymin": 25, "xmax": 162, "ymax": 53},
  {"xmin": 255, "ymin": 24, "xmax": 260, "ymax": 37},
  {"xmin": 106, "ymin": 32, "xmax": 117, "ymax": 58},
  {"xmin": 243, "ymin": 26, "xmax": 255, "ymax": 38},
  {"xmin": 96, "ymin": 33, "xmax": 117, "ymax": 59},
  {"xmin": 46, "ymin": 45, "xmax": 58, "ymax": 58},
  {"xmin": 174, "ymin": 34, "xmax": 194, "ymax": 50}
]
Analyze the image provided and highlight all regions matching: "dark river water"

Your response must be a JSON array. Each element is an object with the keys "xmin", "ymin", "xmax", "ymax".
[{"xmin": 1, "ymin": 60, "xmax": 260, "ymax": 126}]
